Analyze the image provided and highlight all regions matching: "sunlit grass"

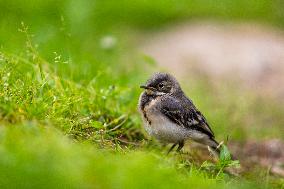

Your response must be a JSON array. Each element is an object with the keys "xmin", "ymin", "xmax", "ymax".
[
  {"xmin": 0, "ymin": 124, "xmax": 214, "ymax": 188},
  {"xmin": 0, "ymin": 36, "xmax": 280, "ymax": 188},
  {"xmin": 1, "ymin": 0, "xmax": 284, "ymax": 188}
]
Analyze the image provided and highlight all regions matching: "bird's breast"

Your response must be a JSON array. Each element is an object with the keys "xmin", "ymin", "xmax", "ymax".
[{"xmin": 140, "ymin": 97, "xmax": 188, "ymax": 143}]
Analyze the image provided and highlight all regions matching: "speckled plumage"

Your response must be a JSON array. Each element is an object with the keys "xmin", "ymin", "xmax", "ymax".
[{"xmin": 138, "ymin": 73, "xmax": 220, "ymax": 154}]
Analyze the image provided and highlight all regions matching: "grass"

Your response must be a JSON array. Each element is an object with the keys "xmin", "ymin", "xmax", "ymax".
[
  {"xmin": 0, "ymin": 124, "xmax": 253, "ymax": 189},
  {"xmin": 1, "ymin": 0, "xmax": 284, "ymax": 188}
]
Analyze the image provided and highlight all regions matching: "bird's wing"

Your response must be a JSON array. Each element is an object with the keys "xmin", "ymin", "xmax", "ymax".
[{"xmin": 161, "ymin": 96, "xmax": 215, "ymax": 138}]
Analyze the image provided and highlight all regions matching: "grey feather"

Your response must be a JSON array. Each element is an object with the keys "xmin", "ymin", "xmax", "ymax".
[{"xmin": 160, "ymin": 95, "xmax": 215, "ymax": 138}]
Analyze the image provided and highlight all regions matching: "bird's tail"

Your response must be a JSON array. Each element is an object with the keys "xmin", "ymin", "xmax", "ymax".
[
  {"xmin": 208, "ymin": 138, "xmax": 221, "ymax": 157},
  {"xmin": 208, "ymin": 138, "xmax": 237, "ymax": 160}
]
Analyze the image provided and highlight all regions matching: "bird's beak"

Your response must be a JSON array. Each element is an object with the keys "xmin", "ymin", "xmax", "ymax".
[
  {"xmin": 140, "ymin": 85, "xmax": 156, "ymax": 95},
  {"xmin": 140, "ymin": 85, "xmax": 155, "ymax": 90},
  {"xmin": 140, "ymin": 85, "xmax": 150, "ymax": 89}
]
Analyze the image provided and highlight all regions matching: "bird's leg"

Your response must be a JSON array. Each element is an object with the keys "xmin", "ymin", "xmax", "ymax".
[
  {"xmin": 167, "ymin": 143, "xmax": 177, "ymax": 154},
  {"xmin": 176, "ymin": 141, "xmax": 184, "ymax": 152}
]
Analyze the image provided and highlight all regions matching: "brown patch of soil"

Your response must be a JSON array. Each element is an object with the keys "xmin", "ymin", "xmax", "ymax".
[{"xmin": 184, "ymin": 140, "xmax": 284, "ymax": 177}]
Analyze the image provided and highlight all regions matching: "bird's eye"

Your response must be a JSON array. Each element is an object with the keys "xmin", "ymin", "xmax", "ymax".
[{"xmin": 158, "ymin": 83, "xmax": 164, "ymax": 88}]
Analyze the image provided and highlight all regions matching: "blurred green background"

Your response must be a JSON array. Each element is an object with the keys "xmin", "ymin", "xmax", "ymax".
[{"xmin": 1, "ymin": 0, "xmax": 284, "ymax": 188}]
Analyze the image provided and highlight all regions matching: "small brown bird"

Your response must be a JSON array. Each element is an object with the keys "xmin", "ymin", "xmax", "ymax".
[{"xmin": 138, "ymin": 73, "xmax": 220, "ymax": 155}]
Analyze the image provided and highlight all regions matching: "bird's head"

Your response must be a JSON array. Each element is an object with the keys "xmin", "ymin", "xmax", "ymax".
[{"xmin": 140, "ymin": 73, "xmax": 182, "ymax": 96}]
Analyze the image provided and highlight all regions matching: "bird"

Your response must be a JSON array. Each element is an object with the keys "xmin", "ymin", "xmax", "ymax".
[{"xmin": 138, "ymin": 72, "xmax": 221, "ymax": 155}]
